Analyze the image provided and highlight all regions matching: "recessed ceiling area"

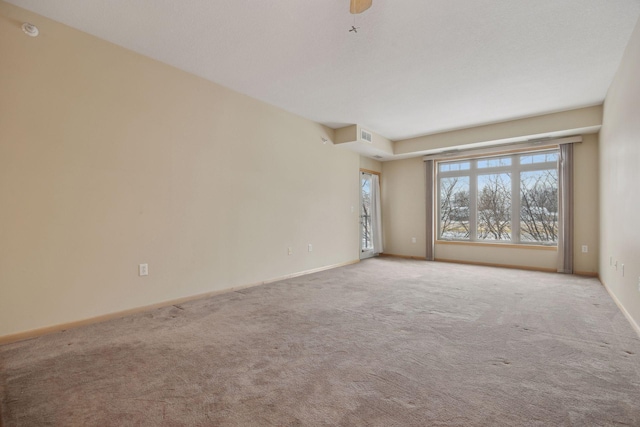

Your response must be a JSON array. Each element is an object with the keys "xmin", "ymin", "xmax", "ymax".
[{"xmin": 6, "ymin": 0, "xmax": 640, "ymax": 142}]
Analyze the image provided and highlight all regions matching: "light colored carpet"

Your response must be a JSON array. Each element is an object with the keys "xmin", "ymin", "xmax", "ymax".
[{"xmin": 1, "ymin": 258, "xmax": 640, "ymax": 426}]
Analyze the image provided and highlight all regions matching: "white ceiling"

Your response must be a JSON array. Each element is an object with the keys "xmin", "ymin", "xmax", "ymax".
[{"xmin": 7, "ymin": 0, "xmax": 640, "ymax": 141}]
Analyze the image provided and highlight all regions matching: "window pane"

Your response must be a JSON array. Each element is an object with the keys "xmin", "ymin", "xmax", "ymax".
[
  {"xmin": 520, "ymin": 152, "xmax": 559, "ymax": 165},
  {"xmin": 520, "ymin": 169, "xmax": 558, "ymax": 243},
  {"xmin": 439, "ymin": 161, "xmax": 470, "ymax": 172},
  {"xmin": 439, "ymin": 176, "xmax": 470, "ymax": 240},
  {"xmin": 477, "ymin": 173, "xmax": 511, "ymax": 241},
  {"xmin": 477, "ymin": 157, "xmax": 511, "ymax": 168}
]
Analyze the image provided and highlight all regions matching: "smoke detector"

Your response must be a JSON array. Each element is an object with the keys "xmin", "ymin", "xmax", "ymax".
[{"xmin": 22, "ymin": 22, "xmax": 39, "ymax": 37}]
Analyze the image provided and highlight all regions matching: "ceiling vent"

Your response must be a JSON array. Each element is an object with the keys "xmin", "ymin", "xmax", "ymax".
[
  {"xmin": 373, "ymin": 155, "xmax": 383, "ymax": 159},
  {"xmin": 360, "ymin": 129, "xmax": 373, "ymax": 143}
]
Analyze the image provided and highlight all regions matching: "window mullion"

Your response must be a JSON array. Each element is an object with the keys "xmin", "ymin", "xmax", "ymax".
[
  {"xmin": 469, "ymin": 161, "xmax": 478, "ymax": 241},
  {"xmin": 511, "ymin": 160, "xmax": 521, "ymax": 244}
]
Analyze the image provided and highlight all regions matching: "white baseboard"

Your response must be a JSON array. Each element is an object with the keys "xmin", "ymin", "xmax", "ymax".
[{"xmin": 600, "ymin": 277, "xmax": 640, "ymax": 339}]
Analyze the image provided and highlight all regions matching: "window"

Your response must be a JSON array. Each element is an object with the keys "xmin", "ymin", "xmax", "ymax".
[{"xmin": 437, "ymin": 149, "xmax": 559, "ymax": 245}]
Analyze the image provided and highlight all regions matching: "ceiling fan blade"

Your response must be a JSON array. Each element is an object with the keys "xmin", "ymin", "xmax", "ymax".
[{"xmin": 350, "ymin": 0, "xmax": 372, "ymax": 14}]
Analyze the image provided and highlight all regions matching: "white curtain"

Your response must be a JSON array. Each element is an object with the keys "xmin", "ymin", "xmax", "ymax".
[
  {"xmin": 371, "ymin": 174, "xmax": 384, "ymax": 254},
  {"xmin": 557, "ymin": 143, "xmax": 574, "ymax": 273}
]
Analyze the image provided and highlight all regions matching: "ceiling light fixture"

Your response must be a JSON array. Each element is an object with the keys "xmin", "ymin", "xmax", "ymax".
[{"xmin": 21, "ymin": 22, "xmax": 39, "ymax": 37}]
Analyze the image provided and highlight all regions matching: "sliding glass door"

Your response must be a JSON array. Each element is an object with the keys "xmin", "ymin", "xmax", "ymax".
[{"xmin": 360, "ymin": 172, "xmax": 375, "ymax": 259}]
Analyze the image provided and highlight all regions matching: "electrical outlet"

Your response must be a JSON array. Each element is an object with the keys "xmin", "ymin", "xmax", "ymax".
[
  {"xmin": 139, "ymin": 263, "xmax": 148, "ymax": 276},
  {"xmin": 308, "ymin": 244, "xmax": 313, "ymax": 252},
  {"xmin": 288, "ymin": 247, "xmax": 293, "ymax": 256},
  {"xmin": 581, "ymin": 245, "xmax": 588, "ymax": 253},
  {"xmin": 411, "ymin": 237, "xmax": 417, "ymax": 243}
]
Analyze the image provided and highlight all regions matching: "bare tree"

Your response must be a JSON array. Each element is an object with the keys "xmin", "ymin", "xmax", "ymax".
[
  {"xmin": 440, "ymin": 177, "xmax": 470, "ymax": 239},
  {"xmin": 520, "ymin": 170, "xmax": 558, "ymax": 242},
  {"xmin": 477, "ymin": 174, "xmax": 511, "ymax": 240}
]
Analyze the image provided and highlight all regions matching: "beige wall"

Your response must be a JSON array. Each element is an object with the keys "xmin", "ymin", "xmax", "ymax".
[
  {"xmin": 573, "ymin": 134, "xmax": 599, "ymax": 275},
  {"xmin": 360, "ymin": 156, "xmax": 382, "ymax": 173},
  {"xmin": 0, "ymin": 3, "xmax": 360, "ymax": 338},
  {"xmin": 599, "ymin": 17, "xmax": 640, "ymax": 329},
  {"xmin": 382, "ymin": 135, "xmax": 600, "ymax": 272},
  {"xmin": 395, "ymin": 105, "xmax": 602, "ymax": 155},
  {"xmin": 381, "ymin": 157, "xmax": 426, "ymax": 258},
  {"xmin": 434, "ymin": 244, "xmax": 557, "ymax": 270}
]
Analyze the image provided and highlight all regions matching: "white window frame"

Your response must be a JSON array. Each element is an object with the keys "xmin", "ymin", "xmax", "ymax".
[{"xmin": 436, "ymin": 148, "xmax": 559, "ymax": 246}]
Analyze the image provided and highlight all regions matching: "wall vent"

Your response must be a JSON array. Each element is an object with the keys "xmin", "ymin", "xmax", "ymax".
[{"xmin": 360, "ymin": 129, "xmax": 373, "ymax": 143}]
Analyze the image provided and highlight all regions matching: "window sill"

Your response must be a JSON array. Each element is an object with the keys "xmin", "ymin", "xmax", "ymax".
[{"xmin": 435, "ymin": 240, "xmax": 558, "ymax": 251}]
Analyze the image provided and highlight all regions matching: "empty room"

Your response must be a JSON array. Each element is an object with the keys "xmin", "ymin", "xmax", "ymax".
[{"xmin": 1, "ymin": 0, "xmax": 640, "ymax": 425}]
